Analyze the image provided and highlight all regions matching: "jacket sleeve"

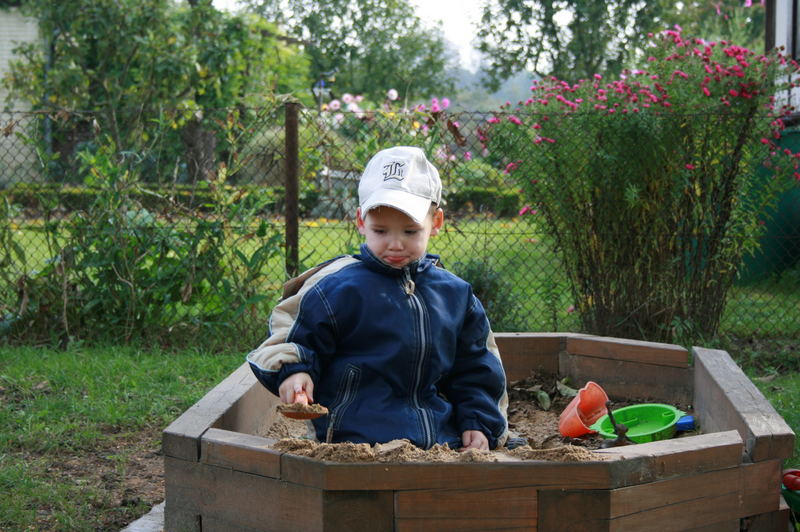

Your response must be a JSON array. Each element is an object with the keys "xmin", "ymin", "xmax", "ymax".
[
  {"xmin": 245, "ymin": 257, "xmax": 357, "ymax": 396},
  {"xmin": 441, "ymin": 293, "xmax": 509, "ymax": 449}
]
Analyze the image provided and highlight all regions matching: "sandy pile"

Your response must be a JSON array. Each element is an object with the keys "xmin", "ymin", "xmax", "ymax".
[{"xmin": 264, "ymin": 374, "xmax": 609, "ymax": 464}]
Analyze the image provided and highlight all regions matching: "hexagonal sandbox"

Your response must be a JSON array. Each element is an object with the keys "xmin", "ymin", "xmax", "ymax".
[{"xmin": 163, "ymin": 333, "xmax": 795, "ymax": 531}]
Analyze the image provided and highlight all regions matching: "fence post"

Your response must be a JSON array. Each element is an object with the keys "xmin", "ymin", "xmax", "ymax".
[{"xmin": 284, "ymin": 101, "xmax": 300, "ymax": 277}]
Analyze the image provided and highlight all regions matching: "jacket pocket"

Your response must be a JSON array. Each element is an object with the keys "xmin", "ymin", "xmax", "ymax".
[{"xmin": 326, "ymin": 364, "xmax": 361, "ymax": 443}]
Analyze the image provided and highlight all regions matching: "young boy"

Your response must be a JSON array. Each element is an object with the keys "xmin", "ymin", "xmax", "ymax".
[{"xmin": 247, "ymin": 146, "xmax": 508, "ymax": 451}]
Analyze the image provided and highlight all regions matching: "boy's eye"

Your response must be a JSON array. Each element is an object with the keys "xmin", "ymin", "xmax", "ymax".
[
  {"xmin": 405, "ymin": 230, "xmax": 419, "ymax": 235},
  {"xmin": 373, "ymin": 229, "xmax": 385, "ymax": 234}
]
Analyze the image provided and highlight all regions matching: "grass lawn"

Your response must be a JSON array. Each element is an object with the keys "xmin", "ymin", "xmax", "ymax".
[
  {"xmin": 0, "ymin": 340, "xmax": 798, "ymax": 530},
  {"xmin": 0, "ymin": 346, "xmax": 242, "ymax": 531}
]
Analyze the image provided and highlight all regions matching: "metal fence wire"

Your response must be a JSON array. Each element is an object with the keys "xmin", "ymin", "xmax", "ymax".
[{"xmin": 0, "ymin": 104, "xmax": 798, "ymax": 349}]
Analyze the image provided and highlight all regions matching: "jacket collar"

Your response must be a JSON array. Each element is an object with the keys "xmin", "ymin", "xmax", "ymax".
[{"xmin": 358, "ymin": 243, "xmax": 439, "ymax": 276}]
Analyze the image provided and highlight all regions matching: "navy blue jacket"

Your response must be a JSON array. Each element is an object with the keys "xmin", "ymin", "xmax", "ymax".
[{"xmin": 247, "ymin": 244, "xmax": 508, "ymax": 449}]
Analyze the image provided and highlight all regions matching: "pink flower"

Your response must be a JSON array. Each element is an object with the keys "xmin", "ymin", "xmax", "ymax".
[
  {"xmin": 508, "ymin": 115, "xmax": 523, "ymax": 125},
  {"xmin": 504, "ymin": 161, "xmax": 520, "ymax": 174},
  {"xmin": 441, "ymin": 97, "xmax": 451, "ymax": 109},
  {"xmin": 567, "ymin": 305, "xmax": 575, "ymax": 314},
  {"xmin": 464, "ymin": 151, "xmax": 472, "ymax": 161},
  {"xmin": 386, "ymin": 88, "xmax": 399, "ymax": 101},
  {"xmin": 342, "ymin": 93, "xmax": 353, "ymax": 104},
  {"xmin": 487, "ymin": 116, "xmax": 501, "ymax": 124},
  {"xmin": 431, "ymin": 102, "xmax": 441, "ymax": 112},
  {"xmin": 328, "ymin": 99, "xmax": 341, "ymax": 111},
  {"xmin": 685, "ymin": 163, "xmax": 696, "ymax": 170},
  {"xmin": 519, "ymin": 205, "xmax": 538, "ymax": 216}
]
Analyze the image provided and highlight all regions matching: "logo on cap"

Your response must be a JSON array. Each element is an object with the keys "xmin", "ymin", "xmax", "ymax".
[{"xmin": 382, "ymin": 161, "xmax": 406, "ymax": 181}]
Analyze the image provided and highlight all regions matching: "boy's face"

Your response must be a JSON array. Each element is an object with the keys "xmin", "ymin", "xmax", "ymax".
[{"xmin": 357, "ymin": 205, "xmax": 443, "ymax": 269}]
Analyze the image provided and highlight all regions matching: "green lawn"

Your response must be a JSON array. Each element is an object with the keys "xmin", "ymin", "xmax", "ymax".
[
  {"xmin": 0, "ymin": 346, "xmax": 243, "ymax": 531},
  {"xmin": 7, "ymin": 217, "xmax": 800, "ymax": 341}
]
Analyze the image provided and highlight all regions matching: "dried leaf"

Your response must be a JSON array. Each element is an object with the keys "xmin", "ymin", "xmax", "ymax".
[
  {"xmin": 556, "ymin": 379, "xmax": 578, "ymax": 398},
  {"xmin": 535, "ymin": 389, "xmax": 551, "ymax": 411}
]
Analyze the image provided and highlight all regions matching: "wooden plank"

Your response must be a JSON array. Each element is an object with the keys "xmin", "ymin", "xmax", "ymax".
[
  {"xmin": 742, "ymin": 495, "xmax": 790, "ymax": 532},
  {"xmin": 323, "ymin": 491, "xmax": 394, "ymax": 532},
  {"xmin": 559, "ymin": 353, "xmax": 693, "ymax": 404},
  {"xmin": 537, "ymin": 490, "xmax": 611, "ymax": 531},
  {"xmin": 213, "ymin": 375, "xmax": 279, "ymax": 436},
  {"xmin": 739, "ymin": 460, "xmax": 781, "ymax": 517},
  {"xmin": 596, "ymin": 431, "xmax": 744, "ymax": 481},
  {"xmin": 608, "ymin": 468, "xmax": 741, "ymax": 518},
  {"xmin": 164, "ymin": 495, "xmax": 200, "ymax": 532},
  {"xmin": 495, "ymin": 332, "xmax": 569, "ymax": 381},
  {"xmin": 566, "ymin": 336, "xmax": 690, "ymax": 368},
  {"xmin": 279, "ymin": 453, "xmax": 636, "ymax": 491},
  {"xmin": 395, "ymin": 517, "xmax": 537, "ymax": 531},
  {"xmin": 163, "ymin": 362, "xmax": 258, "ymax": 461},
  {"xmin": 164, "ymin": 456, "xmax": 324, "ymax": 532},
  {"xmin": 693, "ymin": 347, "xmax": 795, "ymax": 462},
  {"xmin": 200, "ymin": 427, "xmax": 281, "ymax": 479},
  {"xmin": 602, "ymin": 460, "xmax": 780, "ymax": 531},
  {"xmin": 682, "ymin": 521, "xmax": 740, "ymax": 531},
  {"xmin": 395, "ymin": 486, "xmax": 537, "ymax": 520},
  {"xmin": 608, "ymin": 491, "xmax": 741, "ymax": 531},
  {"xmin": 201, "ymin": 516, "xmax": 263, "ymax": 532}
]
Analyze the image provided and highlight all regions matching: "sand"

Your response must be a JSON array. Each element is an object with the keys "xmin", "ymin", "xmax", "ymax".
[{"xmin": 262, "ymin": 373, "xmax": 614, "ymax": 463}]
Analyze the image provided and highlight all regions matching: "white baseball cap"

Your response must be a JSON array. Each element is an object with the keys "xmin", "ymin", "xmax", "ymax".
[{"xmin": 358, "ymin": 146, "xmax": 442, "ymax": 223}]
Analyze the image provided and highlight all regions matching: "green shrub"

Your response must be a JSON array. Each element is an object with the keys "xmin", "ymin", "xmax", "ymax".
[
  {"xmin": 450, "ymin": 258, "xmax": 528, "ymax": 332},
  {"xmin": 445, "ymin": 186, "xmax": 522, "ymax": 218},
  {"xmin": 485, "ymin": 30, "xmax": 800, "ymax": 342},
  {"xmin": 2, "ymin": 140, "xmax": 283, "ymax": 348}
]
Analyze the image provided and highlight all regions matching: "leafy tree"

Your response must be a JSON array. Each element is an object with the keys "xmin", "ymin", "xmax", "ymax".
[
  {"xmin": 476, "ymin": 0, "xmax": 669, "ymax": 88},
  {"xmin": 658, "ymin": 1, "xmax": 765, "ymax": 53},
  {"xmin": 3, "ymin": 0, "xmax": 308, "ymax": 181},
  {"xmin": 476, "ymin": 0, "xmax": 767, "ymax": 91},
  {"xmin": 242, "ymin": 0, "xmax": 456, "ymax": 103}
]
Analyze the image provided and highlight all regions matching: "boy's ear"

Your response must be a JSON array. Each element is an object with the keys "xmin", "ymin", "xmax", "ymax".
[
  {"xmin": 356, "ymin": 207, "xmax": 367, "ymax": 235},
  {"xmin": 430, "ymin": 208, "xmax": 444, "ymax": 236}
]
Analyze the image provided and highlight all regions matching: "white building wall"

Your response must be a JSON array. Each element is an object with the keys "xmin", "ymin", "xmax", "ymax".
[
  {"xmin": 0, "ymin": 7, "xmax": 40, "ymax": 110},
  {"xmin": 773, "ymin": 0, "xmax": 800, "ymax": 114},
  {"xmin": 0, "ymin": 7, "xmax": 41, "ymax": 185}
]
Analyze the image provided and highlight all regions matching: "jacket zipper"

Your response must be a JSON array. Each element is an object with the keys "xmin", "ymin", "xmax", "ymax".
[
  {"xmin": 403, "ymin": 267, "xmax": 434, "ymax": 448},
  {"xmin": 326, "ymin": 365, "xmax": 360, "ymax": 443}
]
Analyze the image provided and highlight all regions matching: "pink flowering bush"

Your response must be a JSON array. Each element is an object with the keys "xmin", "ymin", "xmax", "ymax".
[{"xmin": 484, "ymin": 28, "xmax": 800, "ymax": 341}]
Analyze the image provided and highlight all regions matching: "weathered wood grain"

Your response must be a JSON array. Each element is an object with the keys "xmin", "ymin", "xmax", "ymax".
[
  {"xmin": 495, "ymin": 332, "xmax": 568, "ymax": 380},
  {"xmin": 693, "ymin": 347, "xmax": 795, "ymax": 462},
  {"xmin": 200, "ymin": 427, "xmax": 281, "ymax": 479},
  {"xmin": 566, "ymin": 336, "xmax": 690, "ymax": 368},
  {"xmin": 595, "ymin": 431, "xmax": 744, "ymax": 481},
  {"xmin": 559, "ymin": 352, "xmax": 693, "ymax": 404},
  {"xmin": 163, "ymin": 362, "xmax": 258, "ymax": 461}
]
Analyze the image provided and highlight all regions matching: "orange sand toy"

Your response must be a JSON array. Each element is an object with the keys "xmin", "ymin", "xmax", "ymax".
[
  {"xmin": 277, "ymin": 390, "xmax": 329, "ymax": 420},
  {"xmin": 558, "ymin": 381, "xmax": 609, "ymax": 438}
]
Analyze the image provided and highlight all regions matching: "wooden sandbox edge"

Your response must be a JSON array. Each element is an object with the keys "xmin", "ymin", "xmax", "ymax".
[
  {"xmin": 693, "ymin": 347, "xmax": 795, "ymax": 462},
  {"xmin": 163, "ymin": 362, "xmax": 262, "ymax": 462}
]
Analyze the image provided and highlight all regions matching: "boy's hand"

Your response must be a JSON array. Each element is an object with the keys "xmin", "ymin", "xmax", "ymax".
[
  {"xmin": 461, "ymin": 430, "xmax": 489, "ymax": 451},
  {"xmin": 278, "ymin": 372, "xmax": 314, "ymax": 404}
]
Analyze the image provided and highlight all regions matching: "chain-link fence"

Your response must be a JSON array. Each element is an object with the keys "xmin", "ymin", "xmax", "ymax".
[{"xmin": 1, "ymin": 103, "xmax": 798, "ymax": 349}]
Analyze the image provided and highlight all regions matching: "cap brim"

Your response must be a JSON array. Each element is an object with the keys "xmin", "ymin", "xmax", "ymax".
[{"xmin": 361, "ymin": 189, "xmax": 432, "ymax": 224}]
